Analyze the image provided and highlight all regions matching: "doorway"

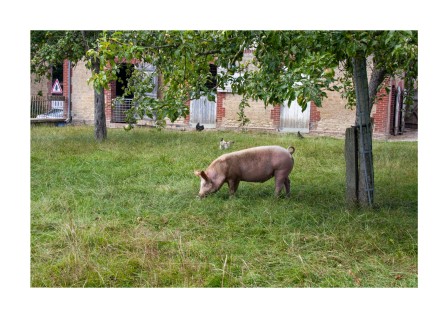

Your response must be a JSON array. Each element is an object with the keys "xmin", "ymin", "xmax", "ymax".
[{"xmin": 279, "ymin": 100, "xmax": 311, "ymax": 132}]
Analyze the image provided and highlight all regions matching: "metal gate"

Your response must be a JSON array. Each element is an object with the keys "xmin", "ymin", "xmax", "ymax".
[
  {"xmin": 189, "ymin": 95, "xmax": 216, "ymax": 128},
  {"xmin": 31, "ymin": 95, "xmax": 66, "ymax": 121},
  {"xmin": 280, "ymin": 100, "xmax": 310, "ymax": 132},
  {"xmin": 111, "ymin": 63, "xmax": 158, "ymax": 123},
  {"xmin": 112, "ymin": 98, "xmax": 134, "ymax": 123}
]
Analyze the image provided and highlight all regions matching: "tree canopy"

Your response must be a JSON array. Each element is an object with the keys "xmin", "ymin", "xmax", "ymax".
[
  {"xmin": 31, "ymin": 31, "xmax": 109, "ymax": 141},
  {"xmin": 88, "ymin": 30, "xmax": 417, "ymax": 126},
  {"xmin": 31, "ymin": 31, "xmax": 101, "ymax": 77},
  {"xmin": 31, "ymin": 30, "xmax": 417, "ymax": 130}
]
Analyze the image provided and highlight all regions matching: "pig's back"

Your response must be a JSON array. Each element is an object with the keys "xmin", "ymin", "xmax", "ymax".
[
  {"xmin": 225, "ymin": 146, "xmax": 291, "ymax": 160},
  {"xmin": 221, "ymin": 146, "xmax": 293, "ymax": 182}
]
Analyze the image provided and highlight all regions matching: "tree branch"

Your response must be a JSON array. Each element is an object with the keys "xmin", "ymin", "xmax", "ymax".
[
  {"xmin": 80, "ymin": 31, "xmax": 90, "ymax": 53},
  {"xmin": 368, "ymin": 61, "xmax": 387, "ymax": 113}
]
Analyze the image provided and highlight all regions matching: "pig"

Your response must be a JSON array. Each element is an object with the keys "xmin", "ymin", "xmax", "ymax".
[{"xmin": 194, "ymin": 145, "xmax": 295, "ymax": 198}]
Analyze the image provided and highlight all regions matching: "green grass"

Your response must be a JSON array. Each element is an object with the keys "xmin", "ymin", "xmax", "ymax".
[{"xmin": 30, "ymin": 125, "xmax": 417, "ymax": 287}]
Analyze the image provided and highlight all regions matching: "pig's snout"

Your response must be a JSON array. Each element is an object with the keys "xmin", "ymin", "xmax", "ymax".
[{"xmin": 197, "ymin": 190, "xmax": 211, "ymax": 198}]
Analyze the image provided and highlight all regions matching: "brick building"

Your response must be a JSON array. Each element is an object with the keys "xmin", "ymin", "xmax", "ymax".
[{"xmin": 31, "ymin": 55, "xmax": 416, "ymax": 139}]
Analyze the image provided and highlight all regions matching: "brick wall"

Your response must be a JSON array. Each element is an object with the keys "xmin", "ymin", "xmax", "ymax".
[
  {"xmin": 308, "ymin": 58, "xmax": 393, "ymax": 137},
  {"xmin": 104, "ymin": 80, "xmax": 115, "ymax": 123},
  {"xmin": 270, "ymin": 105, "xmax": 281, "ymax": 129},
  {"xmin": 310, "ymin": 89, "xmax": 356, "ymax": 136},
  {"xmin": 63, "ymin": 52, "xmax": 395, "ymax": 136},
  {"xmin": 30, "ymin": 73, "xmax": 50, "ymax": 96},
  {"xmin": 215, "ymin": 49, "xmax": 279, "ymax": 131},
  {"xmin": 62, "ymin": 60, "xmax": 69, "ymax": 117},
  {"xmin": 309, "ymin": 76, "xmax": 394, "ymax": 137},
  {"xmin": 371, "ymin": 78, "xmax": 391, "ymax": 136},
  {"xmin": 221, "ymin": 93, "xmax": 277, "ymax": 130},
  {"xmin": 70, "ymin": 61, "xmax": 95, "ymax": 124},
  {"xmin": 30, "ymin": 62, "xmax": 70, "ymax": 99},
  {"xmin": 217, "ymin": 92, "xmax": 226, "ymax": 125},
  {"xmin": 309, "ymin": 101, "xmax": 321, "ymax": 130},
  {"xmin": 308, "ymin": 63, "xmax": 356, "ymax": 135}
]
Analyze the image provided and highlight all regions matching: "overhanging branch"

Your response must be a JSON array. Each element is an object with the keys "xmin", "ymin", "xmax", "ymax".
[{"xmin": 368, "ymin": 61, "xmax": 387, "ymax": 114}]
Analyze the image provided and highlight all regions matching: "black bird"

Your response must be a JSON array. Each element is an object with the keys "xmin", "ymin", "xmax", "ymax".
[
  {"xmin": 297, "ymin": 131, "xmax": 304, "ymax": 139},
  {"xmin": 196, "ymin": 123, "xmax": 205, "ymax": 131}
]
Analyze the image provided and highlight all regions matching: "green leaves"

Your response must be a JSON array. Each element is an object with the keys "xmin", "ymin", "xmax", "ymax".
[
  {"xmin": 237, "ymin": 96, "xmax": 251, "ymax": 129},
  {"xmin": 32, "ymin": 30, "xmax": 417, "ymax": 125}
]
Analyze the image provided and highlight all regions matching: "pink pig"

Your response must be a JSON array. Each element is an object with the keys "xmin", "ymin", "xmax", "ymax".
[{"xmin": 194, "ymin": 145, "xmax": 295, "ymax": 198}]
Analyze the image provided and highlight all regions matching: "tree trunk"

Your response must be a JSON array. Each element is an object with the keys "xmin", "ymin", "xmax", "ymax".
[
  {"xmin": 92, "ymin": 61, "xmax": 107, "ymax": 142},
  {"xmin": 352, "ymin": 56, "xmax": 374, "ymax": 207}
]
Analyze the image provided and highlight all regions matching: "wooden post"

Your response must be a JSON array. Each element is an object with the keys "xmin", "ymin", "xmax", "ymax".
[
  {"xmin": 357, "ymin": 124, "xmax": 374, "ymax": 207},
  {"xmin": 345, "ymin": 126, "xmax": 358, "ymax": 207}
]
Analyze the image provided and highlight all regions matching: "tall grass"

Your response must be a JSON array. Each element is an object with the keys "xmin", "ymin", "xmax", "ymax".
[{"xmin": 31, "ymin": 125, "xmax": 417, "ymax": 287}]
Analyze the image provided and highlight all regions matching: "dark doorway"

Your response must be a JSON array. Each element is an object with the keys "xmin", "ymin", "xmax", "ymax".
[
  {"xmin": 206, "ymin": 64, "xmax": 217, "ymax": 91},
  {"xmin": 390, "ymin": 86, "xmax": 418, "ymax": 135},
  {"xmin": 405, "ymin": 89, "xmax": 418, "ymax": 129},
  {"xmin": 52, "ymin": 63, "xmax": 63, "ymax": 92},
  {"xmin": 116, "ymin": 63, "xmax": 134, "ymax": 98},
  {"xmin": 112, "ymin": 63, "xmax": 135, "ymax": 123}
]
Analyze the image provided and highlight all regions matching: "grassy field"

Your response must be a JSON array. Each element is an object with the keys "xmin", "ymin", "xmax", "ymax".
[{"xmin": 30, "ymin": 125, "xmax": 418, "ymax": 287}]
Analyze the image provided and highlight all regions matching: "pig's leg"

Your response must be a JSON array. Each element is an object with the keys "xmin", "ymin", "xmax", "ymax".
[
  {"xmin": 228, "ymin": 179, "xmax": 240, "ymax": 196},
  {"xmin": 274, "ymin": 174, "xmax": 286, "ymax": 197},
  {"xmin": 284, "ymin": 177, "xmax": 291, "ymax": 197}
]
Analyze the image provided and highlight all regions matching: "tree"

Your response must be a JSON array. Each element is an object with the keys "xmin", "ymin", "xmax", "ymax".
[
  {"xmin": 324, "ymin": 31, "xmax": 417, "ymax": 206},
  {"xmin": 31, "ymin": 31, "xmax": 108, "ymax": 142},
  {"xmin": 91, "ymin": 31, "xmax": 418, "ymax": 206},
  {"xmin": 88, "ymin": 31, "xmax": 250, "ymax": 125}
]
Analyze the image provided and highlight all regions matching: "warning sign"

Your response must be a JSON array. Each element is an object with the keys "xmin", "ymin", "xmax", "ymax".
[{"xmin": 52, "ymin": 79, "xmax": 63, "ymax": 94}]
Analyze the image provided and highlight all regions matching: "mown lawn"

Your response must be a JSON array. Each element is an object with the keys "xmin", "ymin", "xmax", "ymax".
[{"xmin": 30, "ymin": 125, "xmax": 417, "ymax": 287}]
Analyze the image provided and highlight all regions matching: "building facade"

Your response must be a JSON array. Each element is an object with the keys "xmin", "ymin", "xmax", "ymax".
[{"xmin": 31, "ymin": 56, "xmax": 416, "ymax": 139}]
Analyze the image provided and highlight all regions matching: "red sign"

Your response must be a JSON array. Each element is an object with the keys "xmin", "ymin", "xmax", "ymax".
[{"xmin": 52, "ymin": 79, "xmax": 63, "ymax": 94}]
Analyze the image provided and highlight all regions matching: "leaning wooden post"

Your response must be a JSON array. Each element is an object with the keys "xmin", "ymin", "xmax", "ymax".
[{"xmin": 345, "ymin": 126, "xmax": 358, "ymax": 207}]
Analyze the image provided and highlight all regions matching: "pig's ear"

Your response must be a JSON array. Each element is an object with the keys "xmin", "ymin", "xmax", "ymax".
[
  {"xmin": 194, "ymin": 170, "xmax": 209, "ymax": 181},
  {"xmin": 200, "ymin": 171, "xmax": 209, "ymax": 181}
]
